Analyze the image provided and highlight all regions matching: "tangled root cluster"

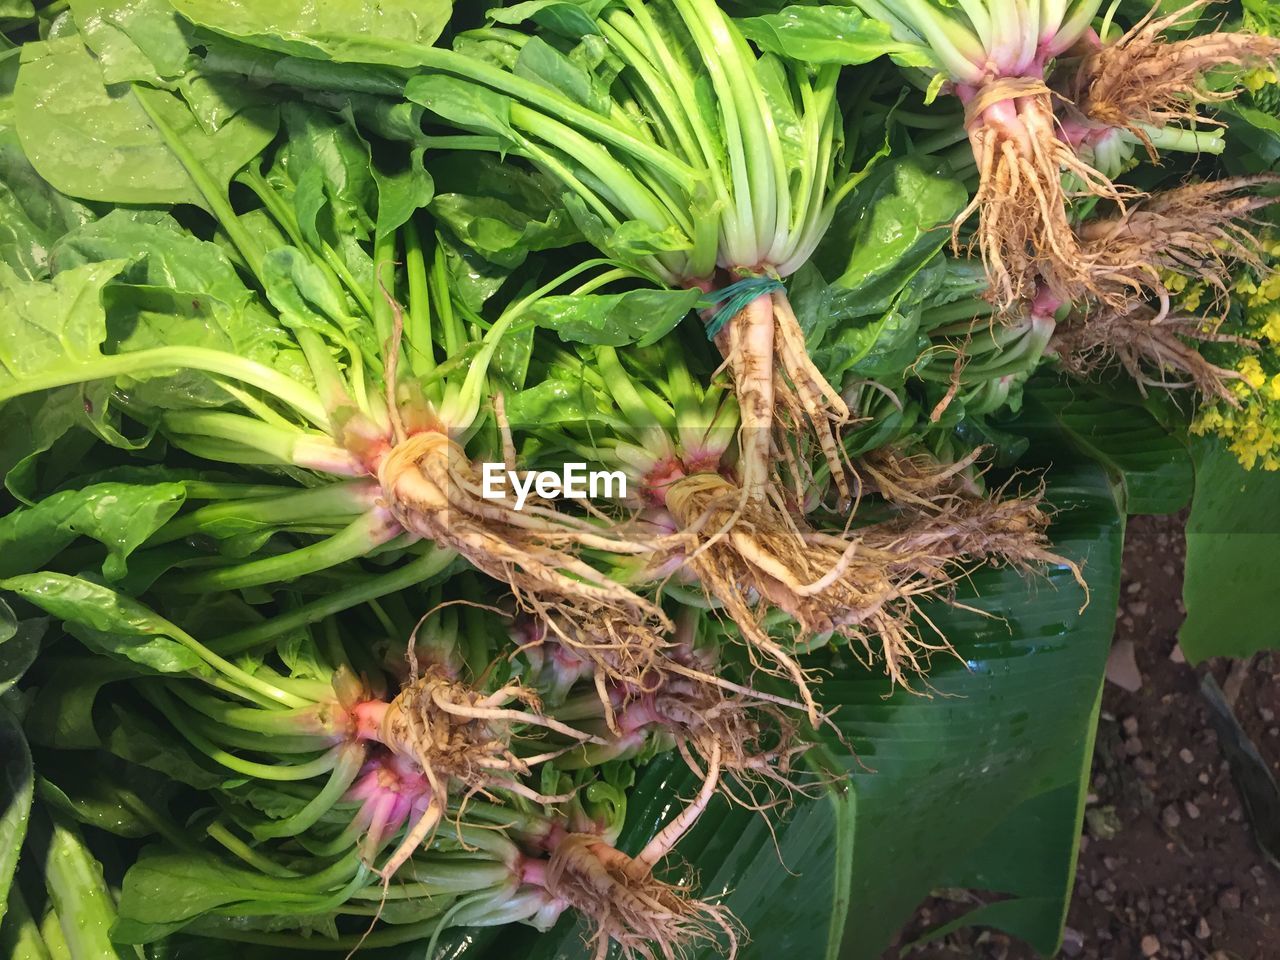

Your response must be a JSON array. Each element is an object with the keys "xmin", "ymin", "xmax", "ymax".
[
  {"xmin": 380, "ymin": 666, "xmax": 542, "ymax": 788},
  {"xmin": 1080, "ymin": 177, "xmax": 1280, "ymax": 310},
  {"xmin": 664, "ymin": 472, "xmax": 911, "ymax": 718},
  {"xmin": 1052, "ymin": 303, "xmax": 1249, "ymax": 403},
  {"xmin": 857, "ymin": 446, "xmax": 984, "ymax": 508},
  {"xmin": 617, "ymin": 661, "xmax": 816, "ymax": 812},
  {"xmin": 544, "ymin": 834, "xmax": 741, "ymax": 960},
  {"xmin": 959, "ymin": 81, "xmax": 1125, "ymax": 306},
  {"xmin": 1075, "ymin": 1, "xmax": 1280, "ymax": 145},
  {"xmin": 378, "ymin": 431, "xmax": 669, "ymax": 636}
]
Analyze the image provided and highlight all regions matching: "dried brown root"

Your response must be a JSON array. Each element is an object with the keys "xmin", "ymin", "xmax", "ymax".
[
  {"xmin": 1079, "ymin": 176, "xmax": 1280, "ymax": 310},
  {"xmin": 856, "ymin": 446, "xmax": 985, "ymax": 509},
  {"xmin": 861, "ymin": 480, "xmax": 1079, "ymax": 586},
  {"xmin": 373, "ymin": 666, "xmax": 591, "ymax": 878},
  {"xmin": 714, "ymin": 289, "xmax": 851, "ymax": 507},
  {"xmin": 643, "ymin": 669, "xmax": 816, "ymax": 812},
  {"xmin": 1075, "ymin": 1, "xmax": 1280, "ymax": 146},
  {"xmin": 958, "ymin": 79, "xmax": 1128, "ymax": 306},
  {"xmin": 1051, "ymin": 303, "xmax": 1249, "ymax": 403},
  {"xmin": 663, "ymin": 472, "xmax": 941, "ymax": 711},
  {"xmin": 544, "ymin": 834, "xmax": 741, "ymax": 960},
  {"xmin": 378, "ymin": 431, "xmax": 670, "ymax": 634},
  {"xmin": 771, "ymin": 290, "xmax": 852, "ymax": 506},
  {"xmin": 531, "ymin": 609, "xmax": 674, "ymax": 734}
]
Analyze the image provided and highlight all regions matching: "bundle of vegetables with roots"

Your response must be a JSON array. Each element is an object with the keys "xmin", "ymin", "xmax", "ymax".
[
  {"xmin": 1051, "ymin": 176, "xmax": 1280, "ymax": 397},
  {"xmin": 7, "ymin": 574, "xmax": 737, "ymax": 956},
  {"xmin": 851, "ymin": 0, "xmax": 1127, "ymax": 303},
  {"xmin": 512, "ymin": 337, "xmax": 1074, "ymax": 713},
  {"xmin": 404, "ymin": 0, "xmax": 902, "ymax": 506},
  {"xmin": 1065, "ymin": 1, "xmax": 1280, "ymax": 177},
  {"xmin": 1, "ymin": 74, "xmax": 668, "ymax": 633}
]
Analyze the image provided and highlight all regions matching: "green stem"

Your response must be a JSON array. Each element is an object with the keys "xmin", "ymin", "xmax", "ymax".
[
  {"xmin": 150, "ymin": 481, "xmax": 377, "ymax": 546},
  {"xmin": 145, "ymin": 686, "xmax": 342, "ymax": 781},
  {"xmin": 167, "ymin": 509, "xmax": 401, "ymax": 594},
  {"xmin": 1, "ymin": 885, "xmax": 52, "ymax": 960},
  {"xmin": 39, "ymin": 812, "xmax": 136, "ymax": 960},
  {"xmin": 206, "ymin": 821, "xmax": 300, "ymax": 878},
  {"xmin": 1, "ymin": 347, "xmax": 329, "ymax": 428},
  {"xmin": 372, "ymin": 232, "xmax": 398, "ymax": 351},
  {"xmin": 251, "ymin": 743, "xmax": 367, "ymax": 839},
  {"xmin": 402, "ymin": 220, "xmax": 437, "ymax": 383},
  {"xmin": 210, "ymin": 547, "xmax": 457, "ymax": 655},
  {"xmin": 133, "ymin": 87, "xmax": 266, "ymax": 280}
]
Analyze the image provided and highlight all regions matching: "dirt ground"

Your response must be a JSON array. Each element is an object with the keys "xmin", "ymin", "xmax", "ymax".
[{"xmin": 888, "ymin": 514, "xmax": 1280, "ymax": 960}]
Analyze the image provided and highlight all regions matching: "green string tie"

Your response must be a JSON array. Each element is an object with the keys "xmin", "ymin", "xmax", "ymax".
[{"xmin": 700, "ymin": 276, "xmax": 785, "ymax": 340}]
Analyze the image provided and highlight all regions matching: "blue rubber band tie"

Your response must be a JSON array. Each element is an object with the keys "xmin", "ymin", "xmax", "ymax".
[{"xmin": 700, "ymin": 276, "xmax": 785, "ymax": 340}]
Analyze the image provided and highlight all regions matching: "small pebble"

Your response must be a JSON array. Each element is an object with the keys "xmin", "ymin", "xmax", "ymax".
[
  {"xmin": 1184, "ymin": 801, "xmax": 1201, "ymax": 820},
  {"xmin": 1141, "ymin": 933, "xmax": 1161, "ymax": 957},
  {"xmin": 1179, "ymin": 748, "xmax": 1194, "ymax": 764},
  {"xmin": 1196, "ymin": 917, "xmax": 1211, "ymax": 939},
  {"xmin": 1162, "ymin": 805, "xmax": 1182, "ymax": 829},
  {"xmin": 1061, "ymin": 927, "xmax": 1085, "ymax": 957},
  {"xmin": 1125, "ymin": 737, "xmax": 1145, "ymax": 757},
  {"xmin": 1135, "ymin": 757, "xmax": 1158, "ymax": 777}
]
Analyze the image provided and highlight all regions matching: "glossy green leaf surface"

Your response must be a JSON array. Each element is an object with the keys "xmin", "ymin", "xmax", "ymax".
[
  {"xmin": 1181, "ymin": 436, "xmax": 1280, "ymax": 661},
  {"xmin": 15, "ymin": 38, "xmax": 275, "ymax": 209},
  {"xmin": 0, "ymin": 482, "xmax": 187, "ymax": 581},
  {"xmin": 1018, "ymin": 377, "xmax": 1193, "ymax": 516},
  {"xmin": 0, "ymin": 572, "xmax": 205, "ymax": 674},
  {"xmin": 737, "ymin": 5, "xmax": 907, "ymax": 65},
  {"xmin": 169, "ymin": 0, "xmax": 452, "ymax": 67},
  {"xmin": 0, "ymin": 598, "xmax": 43, "ymax": 697},
  {"xmin": 0, "ymin": 705, "xmax": 32, "ymax": 920}
]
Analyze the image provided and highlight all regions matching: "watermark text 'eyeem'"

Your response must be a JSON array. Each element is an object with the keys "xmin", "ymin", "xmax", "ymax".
[{"xmin": 481, "ymin": 463, "xmax": 626, "ymax": 511}]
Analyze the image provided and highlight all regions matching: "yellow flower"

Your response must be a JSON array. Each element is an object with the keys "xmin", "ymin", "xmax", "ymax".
[
  {"xmin": 1255, "ymin": 273, "xmax": 1280, "ymax": 306},
  {"xmin": 1238, "ymin": 356, "xmax": 1267, "ymax": 389},
  {"xmin": 1260, "ymin": 309, "xmax": 1280, "ymax": 343},
  {"xmin": 1244, "ymin": 67, "xmax": 1279, "ymax": 93}
]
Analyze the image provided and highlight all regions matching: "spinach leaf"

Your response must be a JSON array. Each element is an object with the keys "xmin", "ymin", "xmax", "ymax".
[
  {"xmin": 528, "ymin": 287, "xmax": 699, "ymax": 348},
  {"xmin": 169, "ymin": 0, "xmax": 452, "ymax": 67},
  {"xmin": 0, "ymin": 706, "xmax": 32, "ymax": 925},
  {"xmin": 737, "ymin": 6, "xmax": 916, "ymax": 65},
  {"xmin": 1, "ymin": 572, "xmax": 206, "ymax": 674},
  {"xmin": 0, "ymin": 598, "xmax": 42, "ymax": 696},
  {"xmin": 0, "ymin": 481, "xmax": 187, "ymax": 581},
  {"xmin": 0, "ymin": 126, "xmax": 95, "ymax": 281},
  {"xmin": 15, "ymin": 37, "xmax": 275, "ymax": 209},
  {"xmin": 67, "ymin": 0, "xmax": 191, "ymax": 86}
]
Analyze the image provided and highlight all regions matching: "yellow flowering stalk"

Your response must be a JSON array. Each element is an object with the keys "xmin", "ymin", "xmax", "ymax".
[{"xmin": 1191, "ymin": 235, "xmax": 1280, "ymax": 470}]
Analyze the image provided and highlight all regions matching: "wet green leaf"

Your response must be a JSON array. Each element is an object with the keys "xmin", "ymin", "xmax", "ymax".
[
  {"xmin": 527, "ymin": 287, "xmax": 699, "ymax": 348},
  {"xmin": 0, "ymin": 706, "xmax": 32, "ymax": 923},
  {"xmin": 67, "ymin": 0, "xmax": 190, "ymax": 86},
  {"xmin": 15, "ymin": 38, "xmax": 275, "ymax": 209},
  {"xmin": 1181, "ymin": 436, "xmax": 1280, "ymax": 661},
  {"xmin": 738, "ymin": 6, "xmax": 906, "ymax": 65},
  {"xmin": 169, "ymin": 0, "xmax": 452, "ymax": 67},
  {"xmin": 0, "ymin": 572, "xmax": 204, "ymax": 674},
  {"xmin": 0, "ymin": 481, "xmax": 187, "ymax": 580}
]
